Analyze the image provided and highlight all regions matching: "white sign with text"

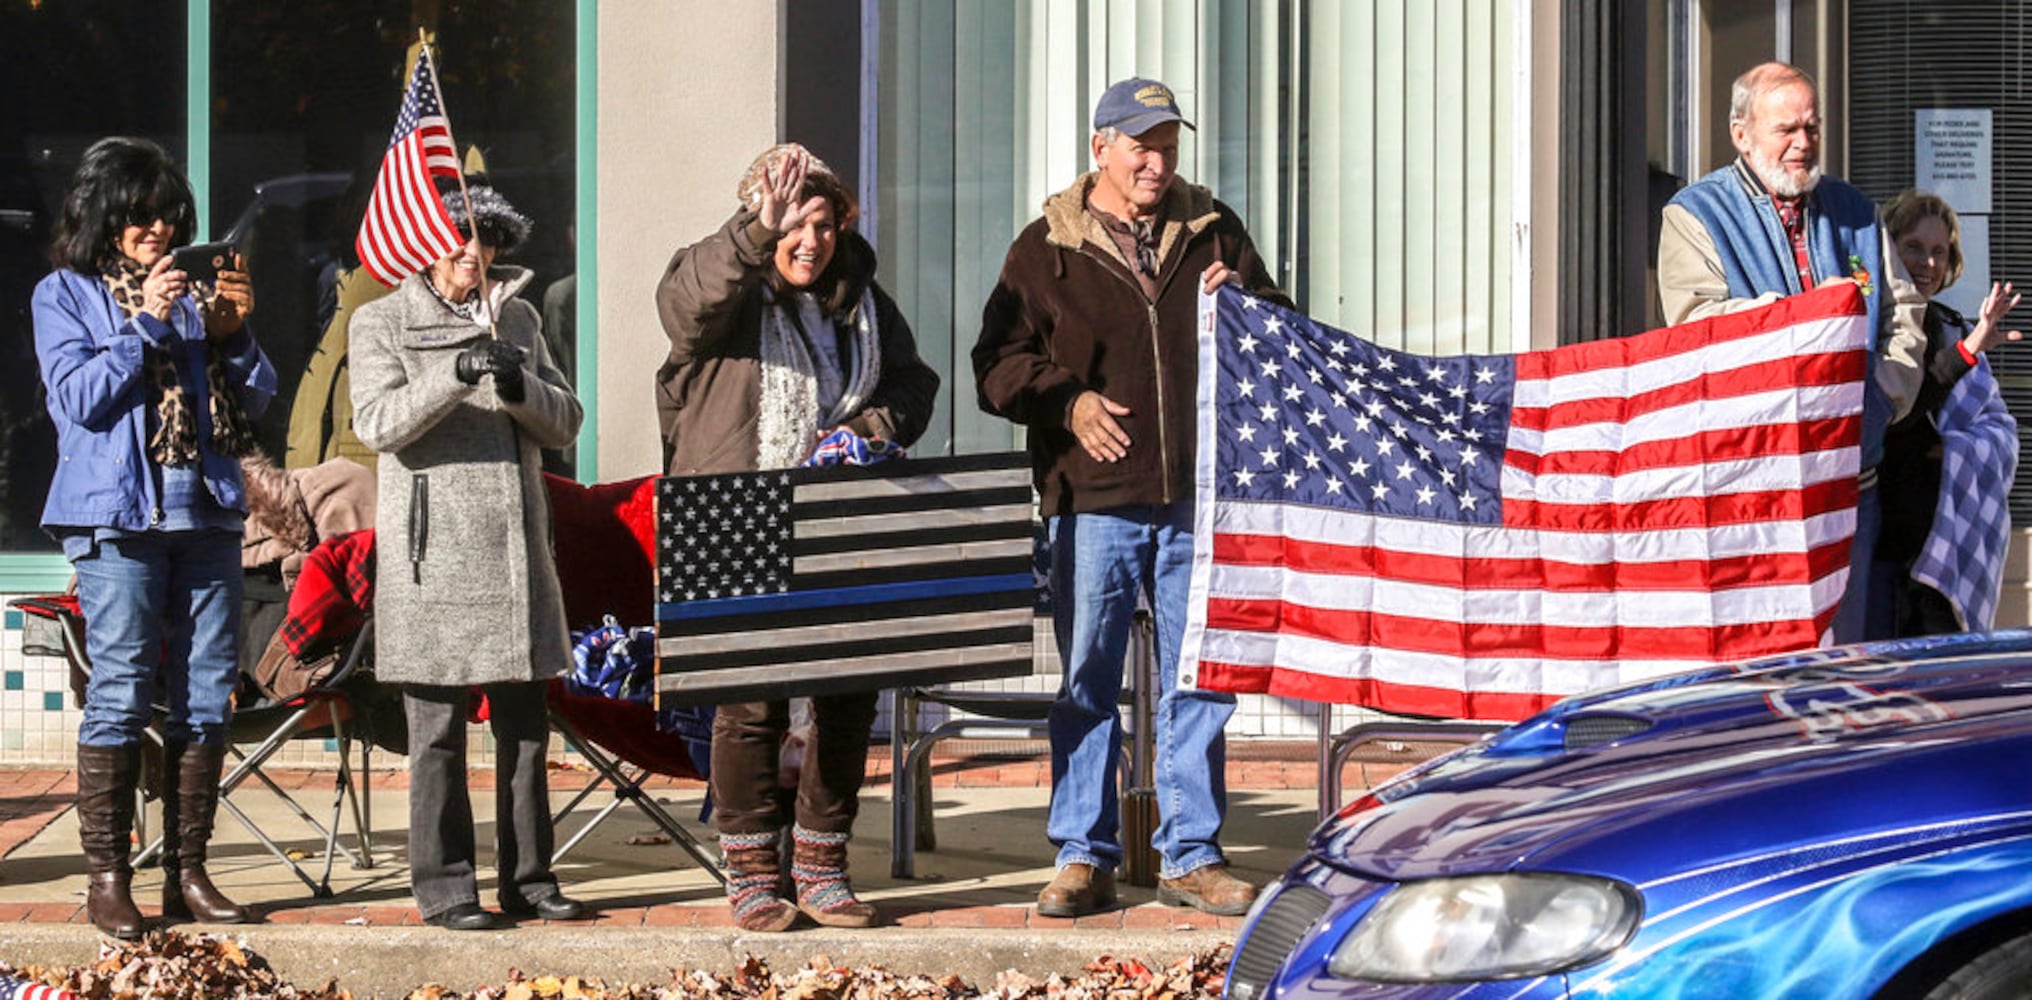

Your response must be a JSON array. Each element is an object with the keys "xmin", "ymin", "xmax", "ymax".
[{"xmin": 1915, "ymin": 109, "xmax": 1993, "ymax": 214}]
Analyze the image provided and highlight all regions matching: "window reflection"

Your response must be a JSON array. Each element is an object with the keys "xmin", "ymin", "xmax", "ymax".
[
  {"xmin": 0, "ymin": 2, "xmax": 187, "ymax": 553},
  {"xmin": 208, "ymin": 1, "xmax": 578, "ymax": 473}
]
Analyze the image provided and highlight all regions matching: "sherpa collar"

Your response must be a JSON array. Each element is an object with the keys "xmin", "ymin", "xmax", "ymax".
[{"xmin": 1040, "ymin": 173, "xmax": 1221, "ymax": 275}]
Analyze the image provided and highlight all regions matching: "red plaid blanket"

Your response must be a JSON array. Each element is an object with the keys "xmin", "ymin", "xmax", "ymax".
[{"xmin": 279, "ymin": 530, "xmax": 375, "ymax": 660}]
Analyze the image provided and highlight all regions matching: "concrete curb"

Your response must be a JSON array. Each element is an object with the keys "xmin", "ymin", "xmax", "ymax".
[{"xmin": 0, "ymin": 923, "xmax": 1237, "ymax": 996}]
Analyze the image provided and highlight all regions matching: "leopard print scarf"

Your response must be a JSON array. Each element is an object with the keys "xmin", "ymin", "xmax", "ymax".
[{"xmin": 102, "ymin": 258, "xmax": 257, "ymax": 466}]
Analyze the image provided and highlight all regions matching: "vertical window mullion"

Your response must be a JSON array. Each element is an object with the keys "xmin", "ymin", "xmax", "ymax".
[{"xmin": 188, "ymin": 0, "xmax": 210, "ymax": 240}]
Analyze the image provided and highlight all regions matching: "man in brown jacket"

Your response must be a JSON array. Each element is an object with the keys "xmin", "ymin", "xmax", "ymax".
[{"xmin": 973, "ymin": 77, "xmax": 1288, "ymax": 918}]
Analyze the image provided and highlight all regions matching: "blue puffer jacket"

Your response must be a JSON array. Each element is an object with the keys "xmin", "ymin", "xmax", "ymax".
[{"xmin": 32, "ymin": 267, "xmax": 278, "ymax": 532}]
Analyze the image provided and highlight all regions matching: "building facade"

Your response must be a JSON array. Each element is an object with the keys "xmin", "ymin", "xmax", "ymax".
[{"xmin": 0, "ymin": 0, "xmax": 2022, "ymax": 762}]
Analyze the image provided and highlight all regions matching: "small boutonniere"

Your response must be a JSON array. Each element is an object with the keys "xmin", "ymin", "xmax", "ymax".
[{"xmin": 1848, "ymin": 254, "xmax": 1873, "ymax": 296}]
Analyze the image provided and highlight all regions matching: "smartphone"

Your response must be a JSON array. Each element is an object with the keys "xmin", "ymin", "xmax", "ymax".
[{"xmin": 170, "ymin": 241, "xmax": 237, "ymax": 285}]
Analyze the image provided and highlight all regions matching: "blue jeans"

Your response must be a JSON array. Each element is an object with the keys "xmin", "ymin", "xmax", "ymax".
[
  {"xmin": 1047, "ymin": 503, "xmax": 1235, "ymax": 879},
  {"xmin": 72, "ymin": 532, "xmax": 243, "ymax": 747}
]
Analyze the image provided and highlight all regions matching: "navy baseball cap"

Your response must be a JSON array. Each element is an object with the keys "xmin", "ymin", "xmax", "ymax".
[{"xmin": 1092, "ymin": 77, "xmax": 1197, "ymax": 136}]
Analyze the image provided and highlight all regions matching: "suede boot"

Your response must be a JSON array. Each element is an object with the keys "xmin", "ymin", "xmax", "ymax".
[
  {"xmin": 721, "ymin": 831, "xmax": 798, "ymax": 932},
  {"xmin": 159, "ymin": 742, "xmax": 253, "ymax": 923},
  {"xmin": 791, "ymin": 825, "xmax": 877, "ymax": 928},
  {"xmin": 76, "ymin": 743, "xmax": 145, "ymax": 939}
]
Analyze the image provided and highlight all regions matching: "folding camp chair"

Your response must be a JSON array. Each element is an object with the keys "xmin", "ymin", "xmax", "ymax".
[
  {"xmin": 546, "ymin": 681, "xmax": 722, "ymax": 882},
  {"xmin": 9, "ymin": 588, "xmax": 386, "ymax": 899},
  {"xmin": 9, "ymin": 594, "xmax": 155, "ymax": 847},
  {"xmin": 138, "ymin": 616, "xmax": 386, "ymax": 897},
  {"xmin": 542, "ymin": 472, "xmax": 724, "ymax": 883}
]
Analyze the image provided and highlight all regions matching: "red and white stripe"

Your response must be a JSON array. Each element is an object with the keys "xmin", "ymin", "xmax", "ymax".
[
  {"xmin": 355, "ymin": 116, "xmax": 462, "ymax": 287},
  {"xmin": 1187, "ymin": 286, "xmax": 1871, "ymax": 721},
  {"xmin": 0, "ymin": 975, "xmax": 79, "ymax": 1000}
]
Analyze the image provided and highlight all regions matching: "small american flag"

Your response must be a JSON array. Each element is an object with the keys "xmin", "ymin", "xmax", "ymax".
[
  {"xmin": 0, "ymin": 975, "xmax": 75, "ymax": 1000},
  {"xmin": 1182, "ymin": 284, "xmax": 1871, "ymax": 721},
  {"xmin": 355, "ymin": 45, "xmax": 463, "ymax": 287},
  {"xmin": 655, "ymin": 453, "xmax": 1038, "ymax": 704}
]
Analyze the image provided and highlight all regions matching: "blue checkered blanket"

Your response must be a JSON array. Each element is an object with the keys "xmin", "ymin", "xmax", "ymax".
[{"xmin": 1912, "ymin": 358, "xmax": 2019, "ymax": 629}]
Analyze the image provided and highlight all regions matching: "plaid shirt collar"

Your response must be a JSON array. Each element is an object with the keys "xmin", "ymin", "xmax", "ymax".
[{"xmin": 1739, "ymin": 158, "xmax": 1816, "ymax": 290}]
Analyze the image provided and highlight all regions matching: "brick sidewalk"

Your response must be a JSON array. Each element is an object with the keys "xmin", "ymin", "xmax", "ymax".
[
  {"xmin": 0, "ymin": 743, "xmax": 1413, "ymax": 932},
  {"xmin": 0, "ymin": 898, "xmax": 1247, "ymax": 932}
]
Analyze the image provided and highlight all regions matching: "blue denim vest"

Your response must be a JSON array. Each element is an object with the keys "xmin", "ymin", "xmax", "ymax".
[{"xmin": 1668, "ymin": 160, "xmax": 1890, "ymax": 469}]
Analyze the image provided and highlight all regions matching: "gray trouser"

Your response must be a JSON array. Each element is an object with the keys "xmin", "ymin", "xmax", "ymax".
[{"xmin": 404, "ymin": 681, "xmax": 558, "ymax": 918}]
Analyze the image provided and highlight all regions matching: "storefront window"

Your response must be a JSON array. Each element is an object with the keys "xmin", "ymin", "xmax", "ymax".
[
  {"xmin": 1, "ymin": 3, "xmax": 576, "ymax": 561},
  {"xmin": 209, "ymin": 0, "xmax": 579, "ymax": 473},
  {"xmin": 0, "ymin": 2, "xmax": 188, "ymax": 553},
  {"xmin": 876, "ymin": 0, "xmax": 1524, "ymax": 455}
]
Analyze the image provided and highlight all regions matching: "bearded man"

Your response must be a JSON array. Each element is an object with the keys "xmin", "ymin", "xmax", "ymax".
[{"xmin": 1657, "ymin": 61, "xmax": 1928, "ymax": 644}]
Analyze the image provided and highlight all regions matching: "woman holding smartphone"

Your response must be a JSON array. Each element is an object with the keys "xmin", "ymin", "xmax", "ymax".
[{"xmin": 31, "ymin": 136, "xmax": 276, "ymax": 938}]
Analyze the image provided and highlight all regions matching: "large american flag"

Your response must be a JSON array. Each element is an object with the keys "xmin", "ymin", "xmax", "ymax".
[
  {"xmin": 654, "ymin": 454, "xmax": 1038, "ymax": 704},
  {"xmin": 355, "ymin": 45, "xmax": 463, "ymax": 287},
  {"xmin": 1182, "ymin": 284, "xmax": 1870, "ymax": 721}
]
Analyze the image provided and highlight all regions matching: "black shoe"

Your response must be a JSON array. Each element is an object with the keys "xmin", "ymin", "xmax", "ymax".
[
  {"xmin": 500, "ymin": 892, "xmax": 585, "ymax": 921},
  {"xmin": 424, "ymin": 902, "xmax": 503, "ymax": 931}
]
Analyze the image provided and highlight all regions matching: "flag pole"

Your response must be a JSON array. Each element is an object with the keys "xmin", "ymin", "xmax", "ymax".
[{"xmin": 417, "ymin": 27, "xmax": 498, "ymax": 338}]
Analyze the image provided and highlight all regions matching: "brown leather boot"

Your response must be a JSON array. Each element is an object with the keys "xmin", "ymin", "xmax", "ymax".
[
  {"xmin": 76, "ymin": 743, "xmax": 144, "ymax": 939},
  {"xmin": 159, "ymin": 742, "xmax": 253, "ymax": 924},
  {"xmin": 1158, "ymin": 863, "xmax": 1258, "ymax": 916},
  {"xmin": 1036, "ymin": 862, "xmax": 1117, "ymax": 918},
  {"xmin": 721, "ymin": 831, "xmax": 798, "ymax": 932},
  {"xmin": 790, "ymin": 825, "xmax": 878, "ymax": 928}
]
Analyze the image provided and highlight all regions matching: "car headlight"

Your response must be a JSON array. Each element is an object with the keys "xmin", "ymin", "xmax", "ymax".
[{"xmin": 1326, "ymin": 873, "xmax": 1640, "ymax": 982}]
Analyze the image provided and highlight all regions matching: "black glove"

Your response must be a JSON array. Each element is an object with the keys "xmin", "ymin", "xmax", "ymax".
[
  {"xmin": 492, "ymin": 354, "xmax": 526, "ymax": 403},
  {"xmin": 453, "ymin": 339, "xmax": 528, "ymax": 402}
]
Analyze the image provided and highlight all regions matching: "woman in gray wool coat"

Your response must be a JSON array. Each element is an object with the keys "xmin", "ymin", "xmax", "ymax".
[{"xmin": 349, "ymin": 186, "xmax": 585, "ymax": 931}]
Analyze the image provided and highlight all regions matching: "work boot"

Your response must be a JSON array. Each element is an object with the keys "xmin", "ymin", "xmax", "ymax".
[
  {"xmin": 1036, "ymin": 862, "xmax": 1117, "ymax": 918},
  {"xmin": 76, "ymin": 743, "xmax": 145, "ymax": 939},
  {"xmin": 1158, "ymin": 863, "xmax": 1258, "ymax": 916},
  {"xmin": 721, "ymin": 831, "xmax": 798, "ymax": 932},
  {"xmin": 159, "ymin": 742, "xmax": 254, "ymax": 924},
  {"xmin": 790, "ymin": 825, "xmax": 878, "ymax": 928}
]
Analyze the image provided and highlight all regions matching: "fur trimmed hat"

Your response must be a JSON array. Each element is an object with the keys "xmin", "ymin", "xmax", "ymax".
[
  {"xmin": 441, "ymin": 185, "xmax": 532, "ymax": 254},
  {"xmin": 736, "ymin": 143, "xmax": 858, "ymax": 227}
]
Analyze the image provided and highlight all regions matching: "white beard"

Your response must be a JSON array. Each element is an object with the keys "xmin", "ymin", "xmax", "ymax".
[{"xmin": 1745, "ymin": 147, "xmax": 1823, "ymax": 198}]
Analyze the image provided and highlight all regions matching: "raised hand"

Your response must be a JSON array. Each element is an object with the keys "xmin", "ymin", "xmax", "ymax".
[
  {"xmin": 1964, "ymin": 281, "xmax": 2024, "ymax": 356},
  {"xmin": 755, "ymin": 148, "xmax": 827, "ymax": 236}
]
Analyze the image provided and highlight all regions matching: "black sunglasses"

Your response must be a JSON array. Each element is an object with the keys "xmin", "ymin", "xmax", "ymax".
[
  {"xmin": 121, "ymin": 202, "xmax": 191, "ymax": 229},
  {"xmin": 471, "ymin": 217, "xmax": 515, "ymax": 250}
]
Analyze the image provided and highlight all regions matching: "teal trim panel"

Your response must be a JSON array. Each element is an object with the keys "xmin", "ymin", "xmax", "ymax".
[
  {"xmin": 574, "ymin": 0, "xmax": 598, "ymax": 483},
  {"xmin": 187, "ymin": 0, "xmax": 210, "ymax": 240},
  {"xmin": 0, "ymin": 555, "xmax": 72, "ymax": 595}
]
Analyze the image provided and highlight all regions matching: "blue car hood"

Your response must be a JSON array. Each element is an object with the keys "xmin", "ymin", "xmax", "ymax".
[{"xmin": 1312, "ymin": 630, "xmax": 2032, "ymax": 883}]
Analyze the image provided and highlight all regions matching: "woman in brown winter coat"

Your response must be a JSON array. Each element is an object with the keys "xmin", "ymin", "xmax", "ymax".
[
  {"xmin": 350, "ymin": 186, "xmax": 585, "ymax": 931},
  {"xmin": 654, "ymin": 144, "xmax": 938, "ymax": 931}
]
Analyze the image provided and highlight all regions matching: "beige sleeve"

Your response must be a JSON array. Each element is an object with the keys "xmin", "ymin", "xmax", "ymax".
[
  {"xmin": 1873, "ymin": 224, "xmax": 1928, "ymax": 424},
  {"xmin": 1657, "ymin": 204, "xmax": 1783, "ymax": 325}
]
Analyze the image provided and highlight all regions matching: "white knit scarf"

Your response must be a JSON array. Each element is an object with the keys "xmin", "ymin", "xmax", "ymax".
[{"xmin": 756, "ymin": 286, "xmax": 882, "ymax": 469}]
